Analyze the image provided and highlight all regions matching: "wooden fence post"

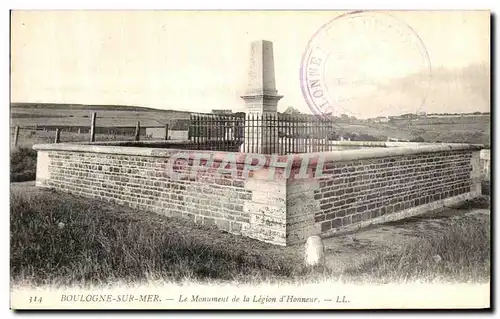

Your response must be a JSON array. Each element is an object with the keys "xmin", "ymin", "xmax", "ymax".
[
  {"xmin": 165, "ymin": 124, "xmax": 169, "ymax": 140},
  {"xmin": 55, "ymin": 129, "xmax": 61, "ymax": 143},
  {"xmin": 13, "ymin": 126, "xmax": 19, "ymax": 147},
  {"xmin": 134, "ymin": 121, "xmax": 140, "ymax": 141},
  {"xmin": 90, "ymin": 112, "xmax": 96, "ymax": 142}
]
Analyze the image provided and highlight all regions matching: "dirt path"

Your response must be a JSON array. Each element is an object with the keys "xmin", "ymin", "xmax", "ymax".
[{"xmin": 321, "ymin": 200, "xmax": 490, "ymax": 271}]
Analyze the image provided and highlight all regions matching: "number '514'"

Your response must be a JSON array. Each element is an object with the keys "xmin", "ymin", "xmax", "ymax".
[{"xmin": 29, "ymin": 296, "xmax": 42, "ymax": 303}]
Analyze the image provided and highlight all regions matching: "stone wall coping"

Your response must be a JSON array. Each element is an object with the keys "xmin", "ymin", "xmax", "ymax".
[
  {"xmin": 301, "ymin": 143, "xmax": 484, "ymax": 166},
  {"xmin": 33, "ymin": 142, "xmax": 170, "ymax": 157},
  {"xmin": 327, "ymin": 141, "xmax": 480, "ymax": 148},
  {"xmin": 32, "ymin": 141, "xmax": 246, "ymax": 160},
  {"xmin": 33, "ymin": 141, "xmax": 483, "ymax": 166},
  {"xmin": 324, "ymin": 141, "xmax": 400, "ymax": 147}
]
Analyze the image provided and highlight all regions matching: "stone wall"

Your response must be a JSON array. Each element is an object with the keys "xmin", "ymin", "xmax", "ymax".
[
  {"xmin": 480, "ymin": 149, "xmax": 490, "ymax": 181},
  {"xmin": 286, "ymin": 145, "xmax": 482, "ymax": 244},
  {"xmin": 34, "ymin": 144, "xmax": 286, "ymax": 245},
  {"xmin": 33, "ymin": 142, "xmax": 482, "ymax": 246}
]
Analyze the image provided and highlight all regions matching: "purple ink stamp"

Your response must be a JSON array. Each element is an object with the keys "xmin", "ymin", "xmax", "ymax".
[{"xmin": 300, "ymin": 11, "xmax": 432, "ymax": 119}]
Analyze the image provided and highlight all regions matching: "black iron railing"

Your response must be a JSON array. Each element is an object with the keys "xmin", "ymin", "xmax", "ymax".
[{"xmin": 189, "ymin": 113, "xmax": 341, "ymax": 154}]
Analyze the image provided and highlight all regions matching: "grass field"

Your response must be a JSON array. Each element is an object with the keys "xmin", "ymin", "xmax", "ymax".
[
  {"xmin": 11, "ymin": 103, "xmax": 190, "ymax": 128},
  {"xmin": 390, "ymin": 116, "xmax": 490, "ymax": 146},
  {"xmin": 338, "ymin": 116, "xmax": 490, "ymax": 146},
  {"xmin": 10, "ymin": 185, "xmax": 490, "ymax": 287}
]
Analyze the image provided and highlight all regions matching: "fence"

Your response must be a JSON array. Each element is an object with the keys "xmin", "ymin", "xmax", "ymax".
[
  {"xmin": 11, "ymin": 112, "xmax": 172, "ymax": 147},
  {"xmin": 188, "ymin": 113, "xmax": 245, "ymax": 151},
  {"xmin": 13, "ymin": 111, "xmax": 342, "ymax": 155},
  {"xmin": 188, "ymin": 113, "xmax": 342, "ymax": 154}
]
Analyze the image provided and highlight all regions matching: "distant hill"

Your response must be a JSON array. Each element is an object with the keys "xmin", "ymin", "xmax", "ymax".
[
  {"xmin": 10, "ymin": 102, "xmax": 189, "ymax": 113},
  {"xmin": 10, "ymin": 102, "xmax": 192, "ymax": 128}
]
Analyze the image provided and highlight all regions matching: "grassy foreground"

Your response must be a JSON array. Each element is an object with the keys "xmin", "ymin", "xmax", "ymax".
[
  {"xmin": 10, "ymin": 147, "xmax": 37, "ymax": 183},
  {"xmin": 10, "ymin": 188, "xmax": 298, "ymax": 287},
  {"xmin": 10, "ymin": 186, "xmax": 490, "ymax": 287},
  {"xmin": 342, "ymin": 216, "xmax": 491, "ymax": 283}
]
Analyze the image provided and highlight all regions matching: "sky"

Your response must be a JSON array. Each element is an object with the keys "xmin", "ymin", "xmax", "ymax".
[{"xmin": 10, "ymin": 10, "xmax": 490, "ymax": 118}]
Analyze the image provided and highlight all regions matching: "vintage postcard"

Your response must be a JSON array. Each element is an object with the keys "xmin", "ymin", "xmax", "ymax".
[{"xmin": 9, "ymin": 10, "xmax": 491, "ymax": 310}]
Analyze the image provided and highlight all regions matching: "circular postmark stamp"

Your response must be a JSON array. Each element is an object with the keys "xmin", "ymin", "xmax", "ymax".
[{"xmin": 300, "ymin": 11, "xmax": 432, "ymax": 119}]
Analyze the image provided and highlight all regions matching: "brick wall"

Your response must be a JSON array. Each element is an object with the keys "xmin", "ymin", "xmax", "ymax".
[
  {"xmin": 34, "ymin": 142, "xmax": 482, "ymax": 246},
  {"xmin": 286, "ymin": 148, "xmax": 482, "ymax": 244},
  {"xmin": 35, "ymin": 145, "xmax": 286, "ymax": 245}
]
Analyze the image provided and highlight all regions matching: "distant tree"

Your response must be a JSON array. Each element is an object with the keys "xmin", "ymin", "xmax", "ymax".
[
  {"xmin": 401, "ymin": 113, "xmax": 418, "ymax": 119},
  {"xmin": 473, "ymin": 111, "xmax": 482, "ymax": 115},
  {"xmin": 327, "ymin": 131, "xmax": 340, "ymax": 140},
  {"xmin": 410, "ymin": 136, "xmax": 425, "ymax": 142},
  {"xmin": 283, "ymin": 107, "xmax": 302, "ymax": 115},
  {"xmin": 352, "ymin": 133, "xmax": 380, "ymax": 141},
  {"xmin": 411, "ymin": 128, "xmax": 426, "ymax": 135}
]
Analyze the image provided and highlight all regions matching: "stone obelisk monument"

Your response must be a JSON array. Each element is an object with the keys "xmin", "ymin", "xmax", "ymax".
[{"xmin": 241, "ymin": 40, "xmax": 283, "ymax": 154}]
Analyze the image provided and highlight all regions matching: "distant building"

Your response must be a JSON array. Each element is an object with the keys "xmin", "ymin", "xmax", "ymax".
[
  {"xmin": 145, "ymin": 126, "xmax": 166, "ymax": 139},
  {"xmin": 373, "ymin": 116, "xmax": 389, "ymax": 123},
  {"xmin": 399, "ymin": 113, "xmax": 418, "ymax": 119},
  {"xmin": 145, "ymin": 118, "xmax": 190, "ymax": 140},
  {"xmin": 168, "ymin": 118, "xmax": 190, "ymax": 140}
]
